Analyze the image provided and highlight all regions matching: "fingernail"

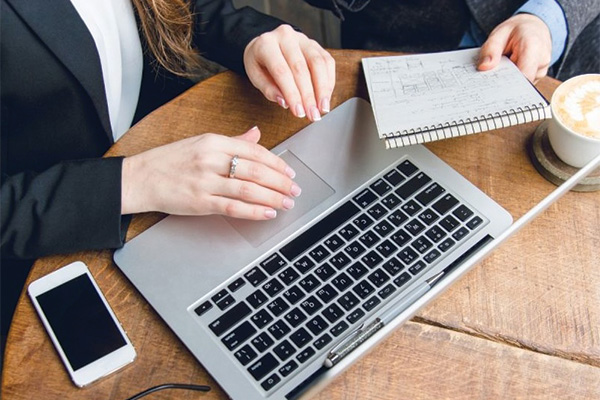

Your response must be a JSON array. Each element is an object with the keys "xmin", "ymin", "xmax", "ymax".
[
  {"xmin": 321, "ymin": 97, "xmax": 330, "ymax": 113},
  {"xmin": 290, "ymin": 183, "xmax": 302, "ymax": 197},
  {"xmin": 250, "ymin": 125, "xmax": 259, "ymax": 131},
  {"xmin": 285, "ymin": 166, "xmax": 296, "ymax": 179},
  {"xmin": 283, "ymin": 197, "xmax": 295, "ymax": 210},
  {"xmin": 276, "ymin": 96, "xmax": 288, "ymax": 109},
  {"xmin": 310, "ymin": 106, "xmax": 322, "ymax": 121},
  {"xmin": 265, "ymin": 209, "xmax": 277, "ymax": 219},
  {"xmin": 480, "ymin": 55, "xmax": 491, "ymax": 65},
  {"xmin": 295, "ymin": 104, "xmax": 306, "ymax": 118}
]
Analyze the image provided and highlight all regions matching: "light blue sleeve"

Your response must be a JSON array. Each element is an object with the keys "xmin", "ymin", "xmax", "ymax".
[
  {"xmin": 515, "ymin": 0, "xmax": 568, "ymax": 66},
  {"xmin": 459, "ymin": 0, "xmax": 568, "ymax": 67}
]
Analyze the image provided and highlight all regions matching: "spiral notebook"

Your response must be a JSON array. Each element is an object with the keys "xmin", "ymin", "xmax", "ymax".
[{"xmin": 362, "ymin": 48, "xmax": 551, "ymax": 149}]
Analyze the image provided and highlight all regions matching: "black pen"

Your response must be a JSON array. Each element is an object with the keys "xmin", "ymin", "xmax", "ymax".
[{"xmin": 324, "ymin": 270, "xmax": 445, "ymax": 368}]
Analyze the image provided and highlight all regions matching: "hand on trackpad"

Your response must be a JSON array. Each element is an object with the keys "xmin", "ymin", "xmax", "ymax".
[{"xmin": 225, "ymin": 150, "xmax": 335, "ymax": 248}]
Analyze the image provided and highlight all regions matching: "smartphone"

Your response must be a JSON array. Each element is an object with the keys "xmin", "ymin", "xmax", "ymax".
[{"xmin": 28, "ymin": 261, "xmax": 136, "ymax": 387}]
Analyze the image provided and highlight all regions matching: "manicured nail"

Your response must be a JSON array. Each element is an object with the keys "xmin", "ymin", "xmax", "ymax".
[
  {"xmin": 295, "ymin": 104, "xmax": 306, "ymax": 118},
  {"xmin": 276, "ymin": 96, "xmax": 288, "ymax": 109},
  {"xmin": 250, "ymin": 125, "xmax": 259, "ymax": 131},
  {"xmin": 283, "ymin": 197, "xmax": 295, "ymax": 210},
  {"xmin": 290, "ymin": 183, "xmax": 302, "ymax": 197},
  {"xmin": 320, "ymin": 97, "xmax": 330, "ymax": 113},
  {"xmin": 285, "ymin": 166, "xmax": 296, "ymax": 179},
  {"xmin": 265, "ymin": 209, "xmax": 277, "ymax": 219},
  {"xmin": 310, "ymin": 106, "xmax": 322, "ymax": 121}
]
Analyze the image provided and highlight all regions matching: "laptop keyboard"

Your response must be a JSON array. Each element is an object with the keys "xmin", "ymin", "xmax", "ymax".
[{"xmin": 192, "ymin": 158, "xmax": 485, "ymax": 393}]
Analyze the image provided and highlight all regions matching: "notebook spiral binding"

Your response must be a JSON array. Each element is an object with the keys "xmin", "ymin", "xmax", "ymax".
[{"xmin": 384, "ymin": 101, "xmax": 551, "ymax": 149}]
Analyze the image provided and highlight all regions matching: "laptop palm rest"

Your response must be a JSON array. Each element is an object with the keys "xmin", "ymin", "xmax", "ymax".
[{"xmin": 226, "ymin": 150, "xmax": 335, "ymax": 248}]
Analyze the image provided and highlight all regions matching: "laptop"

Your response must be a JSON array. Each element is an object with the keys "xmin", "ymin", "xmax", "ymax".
[{"xmin": 113, "ymin": 97, "xmax": 600, "ymax": 400}]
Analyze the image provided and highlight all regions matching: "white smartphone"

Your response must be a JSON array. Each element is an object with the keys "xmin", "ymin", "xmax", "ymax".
[{"xmin": 28, "ymin": 261, "xmax": 136, "ymax": 387}]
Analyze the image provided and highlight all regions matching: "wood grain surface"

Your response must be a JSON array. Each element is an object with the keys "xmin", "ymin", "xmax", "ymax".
[{"xmin": 3, "ymin": 50, "xmax": 599, "ymax": 400}]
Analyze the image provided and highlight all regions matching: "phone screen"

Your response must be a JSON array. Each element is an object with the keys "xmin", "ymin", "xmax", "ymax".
[{"xmin": 35, "ymin": 274, "xmax": 127, "ymax": 371}]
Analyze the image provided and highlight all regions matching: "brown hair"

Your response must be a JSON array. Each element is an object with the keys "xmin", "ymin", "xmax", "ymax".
[{"xmin": 131, "ymin": 0, "xmax": 214, "ymax": 78}]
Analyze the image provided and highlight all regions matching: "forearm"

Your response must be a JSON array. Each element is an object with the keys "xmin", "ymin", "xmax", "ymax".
[{"xmin": 1, "ymin": 158, "xmax": 127, "ymax": 260}]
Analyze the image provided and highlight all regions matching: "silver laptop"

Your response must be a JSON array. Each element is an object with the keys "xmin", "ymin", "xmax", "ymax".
[{"xmin": 113, "ymin": 97, "xmax": 599, "ymax": 400}]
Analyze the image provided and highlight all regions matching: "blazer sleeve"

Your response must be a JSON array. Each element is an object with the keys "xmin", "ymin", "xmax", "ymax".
[
  {"xmin": 191, "ymin": 0, "xmax": 288, "ymax": 75},
  {"xmin": 556, "ymin": 0, "xmax": 600, "ymax": 56},
  {"xmin": 1, "ymin": 157, "xmax": 128, "ymax": 260}
]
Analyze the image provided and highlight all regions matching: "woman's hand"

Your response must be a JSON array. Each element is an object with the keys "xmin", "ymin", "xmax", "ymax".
[
  {"xmin": 243, "ymin": 24, "xmax": 336, "ymax": 122},
  {"xmin": 121, "ymin": 127, "xmax": 301, "ymax": 220},
  {"xmin": 477, "ymin": 13, "xmax": 552, "ymax": 83}
]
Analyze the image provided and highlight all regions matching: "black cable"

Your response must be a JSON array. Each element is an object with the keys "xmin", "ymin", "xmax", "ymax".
[{"xmin": 125, "ymin": 383, "xmax": 211, "ymax": 400}]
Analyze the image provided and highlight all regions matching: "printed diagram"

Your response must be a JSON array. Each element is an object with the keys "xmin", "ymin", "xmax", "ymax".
[{"xmin": 369, "ymin": 56, "xmax": 501, "ymax": 99}]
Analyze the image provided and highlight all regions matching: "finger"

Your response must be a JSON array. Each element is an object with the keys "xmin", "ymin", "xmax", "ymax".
[
  {"xmin": 303, "ymin": 43, "xmax": 336, "ymax": 114},
  {"xmin": 226, "ymin": 137, "xmax": 295, "ymax": 179},
  {"xmin": 513, "ymin": 48, "xmax": 539, "ymax": 83},
  {"xmin": 210, "ymin": 196, "xmax": 278, "ymax": 220},
  {"xmin": 245, "ymin": 59, "xmax": 290, "ymax": 109},
  {"xmin": 234, "ymin": 126, "xmax": 261, "ymax": 144},
  {"xmin": 280, "ymin": 40, "xmax": 321, "ymax": 121},
  {"xmin": 223, "ymin": 156, "xmax": 301, "ymax": 198},
  {"xmin": 219, "ymin": 177, "xmax": 296, "ymax": 211},
  {"xmin": 478, "ymin": 25, "xmax": 512, "ymax": 72}
]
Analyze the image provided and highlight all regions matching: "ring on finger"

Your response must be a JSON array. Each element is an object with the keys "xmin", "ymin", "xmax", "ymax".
[{"xmin": 228, "ymin": 155, "xmax": 239, "ymax": 179}]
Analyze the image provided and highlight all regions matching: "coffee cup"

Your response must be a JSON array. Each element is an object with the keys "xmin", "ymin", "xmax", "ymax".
[{"xmin": 547, "ymin": 74, "xmax": 600, "ymax": 168}]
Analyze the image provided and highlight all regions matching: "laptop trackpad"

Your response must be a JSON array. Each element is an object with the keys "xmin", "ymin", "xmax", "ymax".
[{"xmin": 226, "ymin": 150, "xmax": 335, "ymax": 248}]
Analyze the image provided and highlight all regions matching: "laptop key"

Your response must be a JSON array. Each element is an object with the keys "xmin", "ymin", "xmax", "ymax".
[
  {"xmin": 405, "ymin": 219, "xmax": 426, "ymax": 236},
  {"xmin": 251, "ymin": 309, "xmax": 274, "ymax": 329},
  {"xmin": 383, "ymin": 169, "xmax": 405, "ymax": 186},
  {"xmin": 353, "ymin": 281, "xmax": 375, "ymax": 299},
  {"xmin": 284, "ymin": 308, "xmax": 307, "ymax": 328},
  {"xmin": 279, "ymin": 360, "xmax": 298, "ymax": 377},
  {"xmin": 452, "ymin": 227, "xmax": 469, "ymax": 241},
  {"xmin": 376, "ymin": 239, "xmax": 398, "ymax": 258},
  {"xmin": 330, "ymin": 321, "xmax": 349, "ymax": 337},
  {"xmin": 374, "ymin": 220, "xmax": 394, "ymax": 237},
  {"xmin": 331, "ymin": 272, "xmax": 353, "ymax": 292},
  {"xmin": 193, "ymin": 301, "xmax": 212, "ymax": 317},
  {"xmin": 363, "ymin": 295, "xmax": 381, "ymax": 311},
  {"xmin": 300, "ymin": 295, "xmax": 323, "ymax": 316},
  {"xmin": 388, "ymin": 209, "xmax": 409, "ymax": 227},
  {"xmin": 467, "ymin": 216, "xmax": 484, "ymax": 229},
  {"xmin": 222, "ymin": 321, "xmax": 257, "ymax": 351},
  {"xmin": 290, "ymin": 327, "xmax": 312, "ymax": 348},
  {"xmin": 378, "ymin": 284, "xmax": 396, "ymax": 299},
  {"xmin": 273, "ymin": 340, "xmax": 296, "ymax": 361},
  {"xmin": 228, "ymin": 277, "xmax": 246, "ymax": 292},
  {"xmin": 367, "ymin": 269, "xmax": 391, "ymax": 287},
  {"xmin": 338, "ymin": 292, "xmax": 360, "ymax": 310},
  {"xmin": 322, "ymin": 303, "xmax": 344, "ymax": 323},
  {"xmin": 382, "ymin": 257, "xmax": 404, "ymax": 276},
  {"xmin": 296, "ymin": 346, "xmax": 316, "ymax": 364},
  {"xmin": 211, "ymin": 289, "xmax": 229, "ymax": 303},
  {"xmin": 353, "ymin": 188, "xmax": 378, "ymax": 208},
  {"xmin": 423, "ymin": 249, "xmax": 442, "ymax": 264},
  {"xmin": 346, "ymin": 308, "xmax": 366, "ymax": 324},
  {"xmin": 324, "ymin": 234, "xmax": 344, "ymax": 252},
  {"xmin": 425, "ymin": 225, "xmax": 447, "ymax": 243},
  {"xmin": 216, "ymin": 294, "xmax": 235, "ymax": 311},
  {"xmin": 309, "ymin": 245, "xmax": 330, "ymax": 263},
  {"xmin": 402, "ymin": 200, "xmax": 422, "ymax": 216},
  {"xmin": 248, "ymin": 352, "xmax": 278, "ymax": 380},
  {"xmin": 316, "ymin": 284, "xmax": 338, "ymax": 304},
  {"xmin": 263, "ymin": 278, "xmax": 284, "ymax": 297},
  {"xmin": 299, "ymin": 274, "xmax": 320, "ymax": 293},
  {"xmin": 409, "ymin": 261, "xmax": 427, "ymax": 275},
  {"xmin": 235, "ymin": 344, "xmax": 258, "ymax": 366},
  {"xmin": 267, "ymin": 298, "xmax": 290, "ymax": 317},
  {"xmin": 278, "ymin": 267, "xmax": 300, "ymax": 285},
  {"xmin": 347, "ymin": 262, "xmax": 369, "ymax": 280},
  {"xmin": 251, "ymin": 332, "xmax": 274, "ymax": 353},
  {"xmin": 247, "ymin": 289, "xmax": 268, "ymax": 309},
  {"xmin": 261, "ymin": 253, "xmax": 287, "ymax": 275},
  {"xmin": 416, "ymin": 183, "xmax": 445, "ymax": 206},
  {"xmin": 370, "ymin": 179, "xmax": 391, "ymax": 196},
  {"xmin": 313, "ymin": 333, "xmax": 333, "ymax": 350},
  {"xmin": 283, "ymin": 285, "xmax": 305, "ymax": 305},
  {"xmin": 280, "ymin": 201, "xmax": 359, "ymax": 262},
  {"xmin": 294, "ymin": 256, "xmax": 315, "ymax": 274},
  {"xmin": 359, "ymin": 231, "xmax": 380, "ymax": 248},
  {"xmin": 361, "ymin": 250, "xmax": 383, "ymax": 268},
  {"xmin": 314, "ymin": 263, "xmax": 336, "ymax": 281},
  {"xmin": 261, "ymin": 374, "xmax": 281, "ymax": 392},
  {"xmin": 209, "ymin": 302, "xmax": 252, "ymax": 336},
  {"xmin": 268, "ymin": 321, "xmax": 291, "ymax": 340},
  {"xmin": 418, "ymin": 209, "xmax": 439, "ymax": 225},
  {"xmin": 338, "ymin": 223, "xmax": 359, "ymax": 241},
  {"xmin": 440, "ymin": 215, "xmax": 460, "ymax": 232},
  {"xmin": 397, "ymin": 160, "xmax": 419, "ymax": 177},
  {"xmin": 438, "ymin": 237, "xmax": 456, "ymax": 252},
  {"xmin": 245, "ymin": 267, "xmax": 267, "ymax": 287},
  {"xmin": 329, "ymin": 252, "xmax": 352, "ymax": 270},
  {"xmin": 396, "ymin": 172, "xmax": 431, "ymax": 199},
  {"xmin": 432, "ymin": 194, "xmax": 459, "ymax": 215},
  {"xmin": 453, "ymin": 205, "xmax": 474, "ymax": 221},
  {"xmin": 394, "ymin": 272, "xmax": 412, "ymax": 288},
  {"xmin": 306, "ymin": 315, "xmax": 329, "ymax": 335},
  {"xmin": 391, "ymin": 229, "xmax": 411, "ymax": 247}
]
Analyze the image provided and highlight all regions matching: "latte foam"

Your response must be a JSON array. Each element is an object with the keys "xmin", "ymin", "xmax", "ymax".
[{"xmin": 552, "ymin": 75, "xmax": 600, "ymax": 139}]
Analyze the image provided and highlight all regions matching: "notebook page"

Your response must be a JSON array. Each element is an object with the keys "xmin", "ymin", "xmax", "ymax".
[{"xmin": 362, "ymin": 48, "xmax": 548, "ymax": 140}]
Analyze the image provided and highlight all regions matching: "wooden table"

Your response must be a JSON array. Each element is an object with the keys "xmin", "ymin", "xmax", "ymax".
[{"xmin": 3, "ymin": 50, "xmax": 599, "ymax": 399}]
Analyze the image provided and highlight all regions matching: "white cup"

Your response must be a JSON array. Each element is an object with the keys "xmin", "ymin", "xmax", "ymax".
[{"xmin": 547, "ymin": 74, "xmax": 600, "ymax": 168}]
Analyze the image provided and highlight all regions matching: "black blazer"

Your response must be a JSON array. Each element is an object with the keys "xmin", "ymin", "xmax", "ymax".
[{"xmin": 0, "ymin": 0, "xmax": 284, "ymax": 260}]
